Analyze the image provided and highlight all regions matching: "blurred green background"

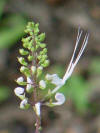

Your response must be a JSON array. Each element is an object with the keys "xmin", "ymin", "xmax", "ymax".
[{"xmin": 0, "ymin": 0, "xmax": 100, "ymax": 133}]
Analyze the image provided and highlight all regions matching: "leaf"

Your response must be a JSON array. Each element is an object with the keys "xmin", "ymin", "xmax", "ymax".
[{"xmin": 0, "ymin": 14, "xmax": 27, "ymax": 49}]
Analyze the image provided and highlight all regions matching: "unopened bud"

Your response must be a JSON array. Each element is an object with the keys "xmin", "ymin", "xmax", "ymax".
[
  {"xmin": 26, "ymin": 84, "xmax": 34, "ymax": 93},
  {"xmin": 28, "ymin": 55, "xmax": 34, "ymax": 61},
  {"xmin": 18, "ymin": 57, "xmax": 27, "ymax": 66},
  {"xmin": 38, "ymin": 33, "xmax": 45, "ymax": 42},
  {"xmin": 19, "ymin": 49, "xmax": 29, "ymax": 55},
  {"xmin": 41, "ymin": 60, "xmax": 49, "ymax": 67}
]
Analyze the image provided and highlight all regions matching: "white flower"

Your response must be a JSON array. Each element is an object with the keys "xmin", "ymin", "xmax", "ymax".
[
  {"xmin": 46, "ymin": 74, "xmax": 63, "ymax": 86},
  {"xmin": 52, "ymin": 92, "xmax": 65, "ymax": 105},
  {"xmin": 35, "ymin": 102, "xmax": 41, "ymax": 116},
  {"xmin": 20, "ymin": 98, "xmax": 29, "ymax": 109},
  {"xmin": 17, "ymin": 77, "xmax": 24, "ymax": 83},
  {"xmin": 39, "ymin": 80, "xmax": 46, "ymax": 89},
  {"xmin": 27, "ymin": 77, "xmax": 32, "ymax": 84},
  {"xmin": 51, "ymin": 74, "xmax": 62, "ymax": 86},
  {"xmin": 14, "ymin": 87, "xmax": 25, "ymax": 99},
  {"xmin": 14, "ymin": 87, "xmax": 24, "ymax": 96}
]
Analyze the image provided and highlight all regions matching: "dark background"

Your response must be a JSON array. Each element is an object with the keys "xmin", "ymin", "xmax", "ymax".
[{"xmin": 0, "ymin": 0, "xmax": 100, "ymax": 133}]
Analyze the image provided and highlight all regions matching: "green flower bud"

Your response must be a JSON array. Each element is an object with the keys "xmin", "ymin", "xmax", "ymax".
[
  {"xmin": 20, "ymin": 66, "xmax": 27, "ymax": 73},
  {"xmin": 34, "ymin": 23, "xmax": 39, "ymax": 35},
  {"xmin": 37, "ymin": 55, "xmax": 42, "ymax": 60},
  {"xmin": 22, "ymin": 37, "xmax": 31, "ymax": 43},
  {"xmin": 43, "ymin": 48, "xmax": 47, "ymax": 53},
  {"xmin": 31, "ymin": 47, "xmax": 35, "ymax": 52},
  {"xmin": 28, "ymin": 55, "xmax": 34, "ymax": 61},
  {"xmin": 26, "ymin": 84, "xmax": 34, "ymax": 93},
  {"xmin": 42, "ymin": 55, "xmax": 48, "ymax": 60},
  {"xmin": 27, "ymin": 22, "xmax": 34, "ymax": 28},
  {"xmin": 23, "ymin": 43, "xmax": 29, "ymax": 48},
  {"xmin": 27, "ymin": 41, "xmax": 33, "ymax": 50},
  {"xmin": 31, "ymin": 66, "xmax": 36, "ymax": 74},
  {"xmin": 38, "ymin": 33, "xmax": 45, "ymax": 42},
  {"xmin": 18, "ymin": 57, "xmax": 28, "ymax": 66},
  {"xmin": 41, "ymin": 60, "xmax": 49, "ymax": 67},
  {"xmin": 20, "ymin": 66, "xmax": 30, "ymax": 77},
  {"xmin": 37, "ymin": 66, "xmax": 43, "ymax": 77},
  {"xmin": 19, "ymin": 49, "xmax": 29, "ymax": 55},
  {"xmin": 36, "ymin": 44, "xmax": 40, "ymax": 50},
  {"xmin": 39, "ymin": 43, "xmax": 46, "ymax": 48}
]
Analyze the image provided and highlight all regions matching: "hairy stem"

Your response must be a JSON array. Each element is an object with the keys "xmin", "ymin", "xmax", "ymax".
[
  {"xmin": 31, "ymin": 34, "xmax": 41, "ymax": 133},
  {"xmin": 35, "ymin": 115, "xmax": 40, "ymax": 133}
]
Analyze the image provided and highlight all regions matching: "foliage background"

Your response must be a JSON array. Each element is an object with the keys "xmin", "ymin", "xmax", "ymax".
[{"xmin": 0, "ymin": 0, "xmax": 100, "ymax": 133}]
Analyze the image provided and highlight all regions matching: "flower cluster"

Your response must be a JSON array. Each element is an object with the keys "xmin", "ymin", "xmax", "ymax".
[{"xmin": 14, "ymin": 22, "xmax": 89, "ymax": 115}]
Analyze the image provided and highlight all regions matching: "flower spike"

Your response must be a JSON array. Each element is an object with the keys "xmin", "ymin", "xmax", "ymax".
[{"xmin": 14, "ymin": 21, "xmax": 89, "ymax": 133}]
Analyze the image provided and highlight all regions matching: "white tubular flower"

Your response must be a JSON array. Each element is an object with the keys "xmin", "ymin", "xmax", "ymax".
[
  {"xmin": 26, "ymin": 84, "xmax": 33, "ymax": 93},
  {"xmin": 46, "ymin": 93, "xmax": 65, "ymax": 107},
  {"xmin": 39, "ymin": 80, "xmax": 46, "ymax": 89},
  {"xmin": 14, "ymin": 87, "xmax": 25, "ymax": 100},
  {"xmin": 51, "ymin": 27, "xmax": 89, "ymax": 95},
  {"xmin": 52, "ymin": 93, "xmax": 65, "ymax": 106},
  {"xmin": 46, "ymin": 74, "xmax": 63, "ymax": 86},
  {"xmin": 27, "ymin": 77, "xmax": 32, "ymax": 84},
  {"xmin": 51, "ymin": 74, "xmax": 62, "ymax": 86},
  {"xmin": 34, "ymin": 102, "xmax": 41, "ymax": 116},
  {"xmin": 20, "ymin": 98, "xmax": 30, "ymax": 109}
]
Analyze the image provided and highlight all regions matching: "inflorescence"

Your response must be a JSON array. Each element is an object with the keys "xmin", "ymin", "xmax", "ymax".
[{"xmin": 14, "ymin": 22, "xmax": 89, "ymax": 132}]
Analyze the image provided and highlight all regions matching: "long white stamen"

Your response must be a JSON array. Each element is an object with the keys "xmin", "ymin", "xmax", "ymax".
[
  {"xmin": 51, "ymin": 28, "xmax": 89, "ymax": 95},
  {"xmin": 63, "ymin": 32, "xmax": 89, "ymax": 83},
  {"xmin": 73, "ymin": 33, "xmax": 89, "ymax": 67},
  {"xmin": 67, "ymin": 28, "xmax": 83, "ymax": 74}
]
